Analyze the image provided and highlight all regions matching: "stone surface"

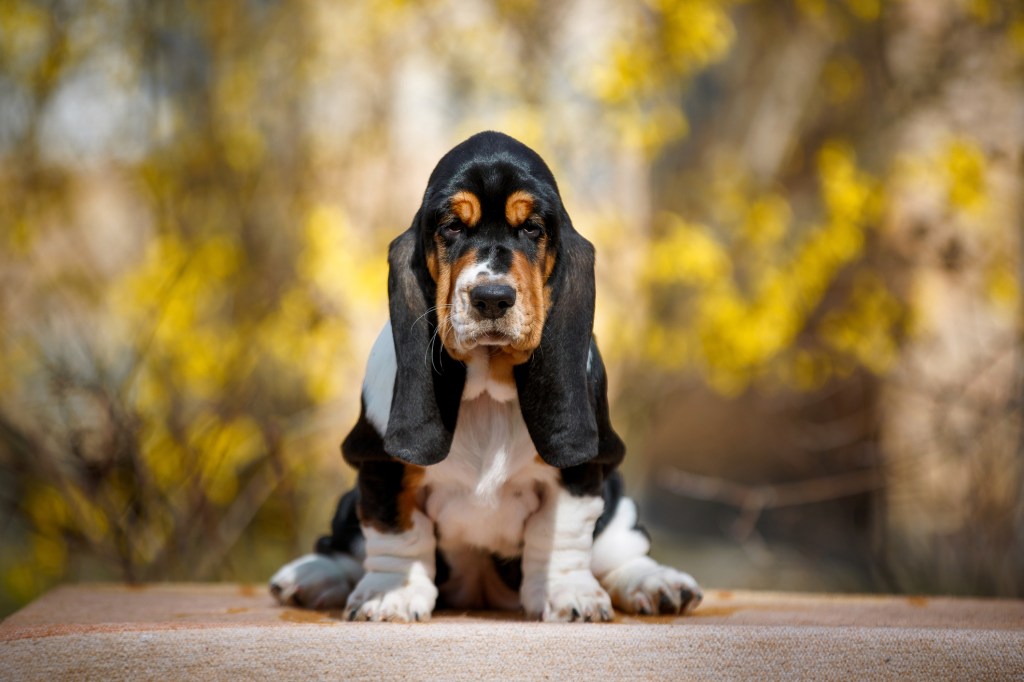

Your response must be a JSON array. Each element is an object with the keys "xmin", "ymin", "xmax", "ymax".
[{"xmin": 1, "ymin": 584, "xmax": 1022, "ymax": 680}]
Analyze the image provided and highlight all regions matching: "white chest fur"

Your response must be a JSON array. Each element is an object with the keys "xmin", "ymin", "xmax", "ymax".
[
  {"xmin": 423, "ymin": 390, "xmax": 555, "ymax": 557},
  {"xmin": 361, "ymin": 324, "xmax": 556, "ymax": 559}
]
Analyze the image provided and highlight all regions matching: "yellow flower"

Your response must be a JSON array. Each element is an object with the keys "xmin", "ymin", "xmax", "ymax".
[{"xmin": 943, "ymin": 138, "xmax": 987, "ymax": 212}]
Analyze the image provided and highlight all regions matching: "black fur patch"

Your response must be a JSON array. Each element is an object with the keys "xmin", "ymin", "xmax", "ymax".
[
  {"xmin": 381, "ymin": 227, "xmax": 467, "ymax": 466},
  {"xmin": 488, "ymin": 245, "xmax": 514, "ymax": 273},
  {"xmin": 355, "ymin": 459, "xmax": 407, "ymax": 531},
  {"xmin": 315, "ymin": 488, "xmax": 362, "ymax": 556},
  {"xmin": 341, "ymin": 399, "xmax": 388, "ymax": 464},
  {"xmin": 594, "ymin": 470, "xmax": 625, "ymax": 538},
  {"xmin": 514, "ymin": 235, "xmax": 604, "ymax": 468},
  {"xmin": 492, "ymin": 554, "xmax": 524, "ymax": 593}
]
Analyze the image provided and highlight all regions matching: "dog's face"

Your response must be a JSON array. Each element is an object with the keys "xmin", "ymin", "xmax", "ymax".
[
  {"xmin": 421, "ymin": 156, "xmax": 560, "ymax": 364},
  {"xmin": 384, "ymin": 132, "xmax": 604, "ymax": 468}
]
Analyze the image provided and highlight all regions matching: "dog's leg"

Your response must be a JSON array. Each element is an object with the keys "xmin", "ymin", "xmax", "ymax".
[
  {"xmin": 269, "ymin": 552, "xmax": 364, "ymax": 610},
  {"xmin": 344, "ymin": 512, "xmax": 437, "ymax": 622},
  {"xmin": 269, "ymin": 489, "xmax": 365, "ymax": 610},
  {"xmin": 344, "ymin": 461, "xmax": 438, "ymax": 622},
  {"xmin": 520, "ymin": 486, "xmax": 613, "ymax": 622},
  {"xmin": 591, "ymin": 496, "xmax": 702, "ymax": 615}
]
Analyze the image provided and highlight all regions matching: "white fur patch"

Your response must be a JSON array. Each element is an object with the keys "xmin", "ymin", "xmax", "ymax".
[
  {"xmin": 456, "ymin": 259, "xmax": 494, "ymax": 288},
  {"xmin": 591, "ymin": 497, "xmax": 703, "ymax": 615},
  {"xmin": 590, "ymin": 497, "xmax": 651, "ymax": 578},
  {"xmin": 269, "ymin": 553, "xmax": 364, "ymax": 610},
  {"xmin": 600, "ymin": 557, "xmax": 702, "ymax": 615},
  {"xmin": 423, "ymin": 392, "xmax": 554, "ymax": 557},
  {"xmin": 449, "ymin": 258, "xmax": 531, "ymax": 356},
  {"xmin": 520, "ymin": 488, "xmax": 613, "ymax": 621},
  {"xmin": 346, "ymin": 509, "xmax": 438, "ymax": 622},
  {"xmin": 461, "ymin": 348, "xmax": 490, "ymax": 401},
  {"xmin": 461, "ymin": 348, "xmax": 518, "ymax": 403},
  {"xmin": 363, "ymin": 321, "xmax": 396, "ymax": 435}
]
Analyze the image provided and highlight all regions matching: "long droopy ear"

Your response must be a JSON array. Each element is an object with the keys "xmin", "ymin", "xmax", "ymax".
[
  {"xmin": 514, "ymin": 227, "xmax": 600, "ymax": 468},
  {"xmin": 382, "ymin": 220, "xmax": 465, "ymax": 465}
]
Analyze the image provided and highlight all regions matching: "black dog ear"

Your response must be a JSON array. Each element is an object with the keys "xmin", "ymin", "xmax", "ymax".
[
  {"xmin": 381, "ymin": 221, "xmax": 465, "ymax": 465},
  {"xmin": 588, "ymin": 338, "xmax": 626, "ymax": 468},
  {"xmin": 514, "ymin": 227, "xmax": 602, "ymax": 468}
]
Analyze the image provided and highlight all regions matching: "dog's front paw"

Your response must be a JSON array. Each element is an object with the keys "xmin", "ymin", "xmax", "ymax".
[
  {"xmin": 344, "ymin": 570, "xmax": 438, "ymax": 622},
  {"xmin": 522, "ymin": 571, "xmax": 613, "ymax": 622},
  {"xmin": 269, "ymin": 553, "xmax": 364, "ymax": 610},
  {"xmin": 600, "ymin": 557, "xmax": 702, "ymax": 615}
]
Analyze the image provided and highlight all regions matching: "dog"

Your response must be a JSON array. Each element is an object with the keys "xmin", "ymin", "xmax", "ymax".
[{"xmin": 269, "ymin": 131, "xmax": 702, "ymax": 622}]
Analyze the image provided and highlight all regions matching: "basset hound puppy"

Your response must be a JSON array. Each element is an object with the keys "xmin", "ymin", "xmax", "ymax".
[{"xmin": 270, "ymin": 131, "xmax": 702, "ymax": 622}]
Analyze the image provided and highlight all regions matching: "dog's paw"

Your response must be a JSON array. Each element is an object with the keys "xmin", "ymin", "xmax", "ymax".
[
  {"xmin": 269, "ymin": 553, "xmax": 363, "ymax": 610},
  {"xmin": 344, "ymin": 570, "xmax": 438, "ymax": 622},
  {"xmin": 522, "ymin": 571, "xmax": 613, "ymax": 622},
  {"xmin": 600, "ymin": 557, "xmax": 702, "ymax": 615}
]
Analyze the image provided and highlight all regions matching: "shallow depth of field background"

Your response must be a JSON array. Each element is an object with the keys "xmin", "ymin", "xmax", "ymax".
[{"xmin": 1, "ymin": 0, "xmax": 1022, "ymax": 617}]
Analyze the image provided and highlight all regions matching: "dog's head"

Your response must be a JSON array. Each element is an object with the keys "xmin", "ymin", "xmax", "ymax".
[
  {"xmin": 422, "ymin": 135, "xmax": 562, "ymax": 363},
  {"xmin": 383, "ymin": 132, "xmax": 600, "ymax": 469}
]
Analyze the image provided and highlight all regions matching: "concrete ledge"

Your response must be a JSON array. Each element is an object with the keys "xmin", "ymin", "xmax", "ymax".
[{"xmin": 1, "ymin": 585, "xmax": 1022, "ymax": 680}]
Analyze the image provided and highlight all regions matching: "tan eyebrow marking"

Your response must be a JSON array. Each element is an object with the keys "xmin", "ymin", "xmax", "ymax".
[
  {"xmin": 505, "ymin": 190, "xmax": 535, "ymax": 227},
  {"xmin": 450, "ymin": 191, "xmax": 481, "ymax": 227}
]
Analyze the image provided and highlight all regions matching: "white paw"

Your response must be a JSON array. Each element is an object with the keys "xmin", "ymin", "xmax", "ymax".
[
  {"xmin": 269, "ymin": 553, "xmax": 364, "ymax": 610},
  {"xmin": 522, "ymin": 570, "xmax": 613, "ymax": 622},
  {"xmin": 600, "ymin": 557, "xmax": 702, "ymax": 615},
  {"xmin": 344, "ymin": 570, "xmax": 438, "ymax": 622}
]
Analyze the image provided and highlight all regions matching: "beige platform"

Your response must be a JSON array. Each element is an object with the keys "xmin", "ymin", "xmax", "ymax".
[{"xmin": 1, "ymin": 584, "xmax": 1022, "ymax": 680}]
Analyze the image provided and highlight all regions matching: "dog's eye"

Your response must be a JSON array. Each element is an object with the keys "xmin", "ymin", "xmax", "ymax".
[
  {"xmin": 521, "ymin": 224, "xmax": 542, "ymax": 239},
  {"xmin": 442, "ymin": 223, "xmax": 463, "ymax": 237}
]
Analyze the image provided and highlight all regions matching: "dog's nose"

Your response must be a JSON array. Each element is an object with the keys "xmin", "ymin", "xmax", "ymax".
[{"xmin": 470, "ymin": 284, "xmax": 516, "ymax": 319}]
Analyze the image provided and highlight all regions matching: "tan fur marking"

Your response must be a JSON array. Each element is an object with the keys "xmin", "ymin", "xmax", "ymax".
[
  {"xmin": 543, "ymin": 240, "xmax": 556, "ymax": 280},
  {"xmin": 505, "ymin": 190, "xmax": 535, "ymax": 227},
  {"xmin": 432, "ymin": 234, "xmax": 449, "ymax": 310},
  {"xmin": 436, "ymin": 247, "xmax": 478, "ymax": 361},
  {"xmin": 499, "ymin": 345, "xmax": 532, "ymax": 366},
  {"xmin": 508, "ymin": 250, "xmax": 546, "ymax": 354},
  {"xmin": 397, "ymin": 464, "xmax": 426, "ymax": 531},
  {"xmin": 358, "ymin": 464, "xmax": 421, "ymax": 534},
  {"xmin": 450, "ymin": 191, "xmax": 481, "ymax": 227},
  {"xmin": 540, "ymin": 236, "xmax": 555, "ymax": 313},
  {"xmin": 488, "ymin": 351, "xmax": 521, "ymax": 388},
  {"xmin": 426, "ymin": 250, "xmax": 439, "ymax": 282}
]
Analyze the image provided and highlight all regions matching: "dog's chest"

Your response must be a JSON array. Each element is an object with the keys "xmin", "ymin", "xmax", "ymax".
[{"xmin": 421, "ymin": 352, "xmax": 556, "ymax": 557}]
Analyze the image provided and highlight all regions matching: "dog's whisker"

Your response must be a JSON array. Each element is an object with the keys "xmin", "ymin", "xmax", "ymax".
[
  {"xmin": 424, "ymin": 323, "xmax": 441, "ymax": 374},
  {"xmin": 429, "ymin": 325, "xmax": 443, "ymax": 375},
  {"xmin": 410, "ymin": 304, "xmax": 452, "ymax": 331},
  {"xmin": 417, "ymin": 302, "xmax": 458, "ymax": 375},
  {"xmin": 432, "ymin": 318, "xmax": 455, "ymax": 375}
]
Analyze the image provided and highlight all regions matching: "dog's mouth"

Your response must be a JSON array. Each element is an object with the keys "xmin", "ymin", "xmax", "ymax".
[
  {"xmin": 449, "ymin": 326, "xmax": 517, "ymax": 354},
  {"xmin": 446, "ymin": 291, "xmax": 534, "ymax": 357},
  {"xmin": 475, "ymin": 332, "xmax": 511, "ymax": 347},
  {"xmin": 445, "ymin": 322, "xmax": 536, "ymax": 362}
]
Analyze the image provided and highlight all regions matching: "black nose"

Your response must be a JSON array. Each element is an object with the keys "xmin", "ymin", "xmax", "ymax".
[{"xmin": 470, "ymin": 284, "xmax": 516, "ymax": 319}]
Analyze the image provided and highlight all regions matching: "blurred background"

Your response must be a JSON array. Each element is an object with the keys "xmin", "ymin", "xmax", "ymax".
[{"xmin": 1, "ymin": 0, "xmax": 1022, "ymax": 617}]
